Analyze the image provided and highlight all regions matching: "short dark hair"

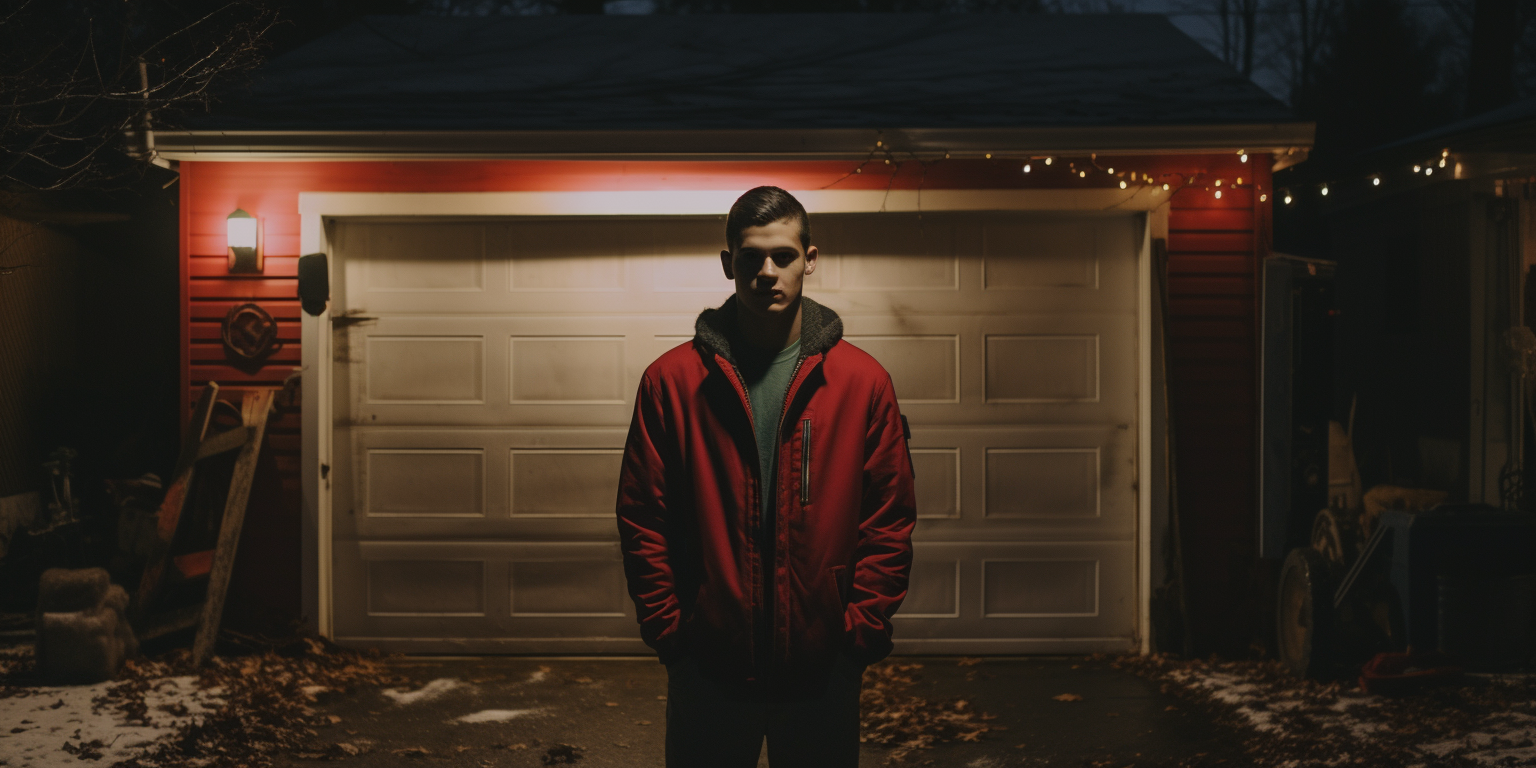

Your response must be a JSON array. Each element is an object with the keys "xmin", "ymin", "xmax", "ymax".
[{"xmin": 725, "ymin": 186, "xmax": 810, "ymax": 253}]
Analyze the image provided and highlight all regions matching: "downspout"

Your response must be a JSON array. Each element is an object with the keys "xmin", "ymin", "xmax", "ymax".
[{"xmin": 128, "ymin": 60, "xmax": 176, "ymax": 172}]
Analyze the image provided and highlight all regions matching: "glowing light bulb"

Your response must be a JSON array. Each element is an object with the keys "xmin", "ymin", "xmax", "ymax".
[
  {"xmin": 1442, "ymin": 148, "xmax": 1449, "ymax": 157},
  {"xmin": 1425, "ymin": 167, "xmax": 1433, "ymax": 176},
  {"xmin": 1023, "ymin": 164, "xmax": 1031, "ymax": 173},
  {"xmin": 1119, "ymin": 180, "xmax": 1127, "ymax": 189},
  {"xmin": 1079, "ymin": 171, "xmax": 1086, "ymax": 178},
  {"xmin": 1236, "ymin": 177, "xmax": 1243, "ymax": 185},
  {"xmin": 1414, "ymin": 165, "xmax": 1421, "ymax": 172},
  {"xmin": 1438, "ymin": 159, "xmax": 1446, "ymax": 168},
  {"xmin": 1162, "ymin": 183, "xmax": 1170, "ymax": 191},
  {"xmin": 876, "ymin": 140, "xmax": 883, "ymax": 147},
  {"xmin": 1214, "ymin": 179, "xmax": 1222, "ymax": 187},
  {"xmin": 1240, "ymin": 152, "xmax": 1249, "ymax": 163},
  {"xmin": 1320, "ymin": 185, "xmax": 1329, "ymax": 196},
  {"xmin": 944, "ymin": 153, "xmax": 950, "ymax": 159},
  {"xmin": 1107, "ymin": 167, "xmax": 1115, "ymax": 174},
  {"xmin": 1044, "ymin": 157, "xmax": 1053, "ymax": 165},
  {"xmin": 1260, "ymin": 194, "xmax": 1268, "ymax": 202},
  {"xmin": 1373, "ymin": 177, "xmax": 1380, "ymax": 186},
  {"xmin": 1215, "ymin": 190, "xmax": 1223, "ymax": 199},
  {"xmin": 1284, "ymin": 193, "xmax": 1293, "ymax": 205},
  {"xmin": 985, "ymin": 153, "xmax": 992, "ymax": 159}
]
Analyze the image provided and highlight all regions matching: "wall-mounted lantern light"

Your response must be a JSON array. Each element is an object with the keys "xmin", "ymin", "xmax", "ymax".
[{"xmin": 227, "ymin": 208, "xmax": 263, "ymax": 273}]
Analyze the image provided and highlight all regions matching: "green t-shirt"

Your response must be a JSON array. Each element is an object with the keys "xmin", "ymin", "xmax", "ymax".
[{"xmin": 737, "ymin": 337, "xmax": 801, "ymax": 531}]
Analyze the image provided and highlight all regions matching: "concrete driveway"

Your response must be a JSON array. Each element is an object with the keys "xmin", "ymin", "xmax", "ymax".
[{"xmin": 265, "ymin": 655, "xmax": 1245, "ymax": 768}]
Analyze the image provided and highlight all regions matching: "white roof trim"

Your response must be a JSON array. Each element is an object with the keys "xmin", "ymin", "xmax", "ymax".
[{"xmin": 156, "ymin": 124, "xmax": 1314, "ymax": 162}]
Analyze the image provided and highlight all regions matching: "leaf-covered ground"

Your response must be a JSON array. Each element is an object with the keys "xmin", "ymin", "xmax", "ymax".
[{"xmin": 1114, "ymin": 654, "xmax": 1536, "ymax": 768}]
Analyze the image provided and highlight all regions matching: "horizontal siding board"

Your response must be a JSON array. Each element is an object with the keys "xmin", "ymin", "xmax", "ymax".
[
  {"xmin": 189, "ymin": 212, "xmax": 301, "ymax": 238},
  {"xmin": 1167, "ymin": 255, "xmax": 1255, "ymax": 276},
  {"xmin": 190, "ymin": 343, "xmax": 302, "ymax": 364},
  {"xmin": 190, "ymin": 234, "xmax": 301, "ymax": 256},
  {"xmin": 191, "ymin": 321, "xmax": 301, "ymax": 342},
  {"xmin": 1168, "ymin": 319, "xmax": 1252, "ymax": 339},
  {"xmin": 1168, "ymin": 209, "xmax": 1253, "ymax": 231},
  {"xmin": 1167, "ymin": 276, "xmax": 1254, "ymax": 296},
  {"xmin": 189, "ymin": 279, "xmax": 299, "ymax": 300},
  {"xmin": 191, "ymin": 301, "xmax": 301, "ymax": 321},
  {"xmin": 190, "ymin": 256, "xmax": 300, "ymax": 278},
  {"xmin": 1168, "ymin": 298, "xmax": 1252, "ymax": 318},
  {"xmin": 1168, "ymin": 232, "xmax": 1255, "ymax": 253},
  {"xmin": 191, "ymin": 365, "xmax": 298, "ymax": 384},
  {"xmin": 1171, "ymin": 188, "xmax": 1254, "ymax": 209}
]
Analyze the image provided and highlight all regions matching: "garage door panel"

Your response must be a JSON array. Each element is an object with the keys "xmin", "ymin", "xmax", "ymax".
[
  {"xmin": 333, "ymin": 541, "xmax": 637, "ymax": 641},
  {"xmin": 335, "ymin": 427, "xmax": 627, "ymax": 540},
  {"xmin": 332, "ymin": 212, "xmax": 1143, "ymax": 653},
  {"xmin": 891, "ymin": 541, "xmax": 1136, "ymax": 647},
  {"xmin": 909, "ymin": 426, "xmax": 1136, "ymax": 540}
]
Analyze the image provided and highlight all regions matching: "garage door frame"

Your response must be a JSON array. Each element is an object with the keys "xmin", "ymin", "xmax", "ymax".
[{"xmin": 298, "ymin": 188, "xmax": 1167, "ymax": 652}]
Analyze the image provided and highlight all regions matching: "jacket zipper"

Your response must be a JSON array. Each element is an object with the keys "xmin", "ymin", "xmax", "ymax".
[{"xmin": 800, "ymin": 418, "xmax": 811, "ymax": 505}]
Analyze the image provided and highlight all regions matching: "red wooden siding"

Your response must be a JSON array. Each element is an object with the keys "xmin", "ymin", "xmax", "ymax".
[
  {"xmin": 180, "ymin": 154, "xmax": 1268, "ymax": 648},
  {"xmin": 1165, "ymin": 160, "xmax": 1271, "ymax": 655}
]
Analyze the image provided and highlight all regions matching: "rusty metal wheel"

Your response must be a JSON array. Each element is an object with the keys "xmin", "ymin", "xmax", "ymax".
[{"xmin": 1278, "ymin": 547, "xmax": 1336, "ymax": 680}]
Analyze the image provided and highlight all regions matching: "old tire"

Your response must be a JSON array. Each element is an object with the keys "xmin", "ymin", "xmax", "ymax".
[{"xmin": 1277, "ymin": 547, "xmax": 1337, "ymax": 680}]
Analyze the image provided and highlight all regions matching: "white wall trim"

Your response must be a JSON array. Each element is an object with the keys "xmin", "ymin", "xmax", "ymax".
[{"xmin": 297, "ymin": 188, "xmax": 1163, "ymax": 643}]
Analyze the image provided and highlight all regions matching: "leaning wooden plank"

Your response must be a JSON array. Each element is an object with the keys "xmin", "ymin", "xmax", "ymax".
[
  {"xmin": 132, "ymin": 383, "xmax": 219, "ymax": 624},
  {"xmin": 195, "ymin": 426, "xmax": 251, "ymax": 461},
  {"xmin": 192, "ymin": 388, "xmax": 275, "ymax": 666}
]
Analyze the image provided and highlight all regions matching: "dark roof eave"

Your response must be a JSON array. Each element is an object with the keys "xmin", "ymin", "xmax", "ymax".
[{"xmin": 153, "ymin": 124, "xmax": 1315, "ymax": 163}]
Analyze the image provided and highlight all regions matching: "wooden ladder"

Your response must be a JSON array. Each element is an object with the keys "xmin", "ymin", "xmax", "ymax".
[{"xmin": 130, "ymin": 383, "xmax": 276, "ymax": 665}]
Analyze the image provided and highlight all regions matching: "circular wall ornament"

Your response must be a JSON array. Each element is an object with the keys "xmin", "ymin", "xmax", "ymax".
[{"xmin": 222, "ymin": 302, "xmax": 279, "ymax": 360}]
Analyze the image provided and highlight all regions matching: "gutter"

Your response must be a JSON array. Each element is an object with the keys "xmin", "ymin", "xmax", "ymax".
[{"xmin": 153, "ymin": 124, "xmax": 1314, "ymax": 169}]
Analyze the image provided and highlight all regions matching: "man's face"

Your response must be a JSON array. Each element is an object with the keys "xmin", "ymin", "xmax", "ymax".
[{"xmin": 720, "ymin": 218, "xmax": 818, "ymax": 320}]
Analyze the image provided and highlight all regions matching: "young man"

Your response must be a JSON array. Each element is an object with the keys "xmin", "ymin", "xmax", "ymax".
[{"xmin": 616, "ymin": 186, "xmax": 917, "ymax": 767}]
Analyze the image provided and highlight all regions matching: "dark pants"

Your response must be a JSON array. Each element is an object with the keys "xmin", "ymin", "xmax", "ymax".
[{"xmin": 665, "ymin": 655, "xmax": 864, "ymax": 768}]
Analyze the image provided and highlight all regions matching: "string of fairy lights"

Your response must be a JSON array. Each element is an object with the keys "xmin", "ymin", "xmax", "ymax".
[
  {"xmin": 829, "ymin": 140, "xmax": 1273, "ymax": 204},
  {"xmin": 1275, "ymin": 148, "xmax": 1454, "ymax": 206}
]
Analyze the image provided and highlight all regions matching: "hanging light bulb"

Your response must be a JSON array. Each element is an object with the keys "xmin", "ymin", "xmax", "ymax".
[
  {"xmin": 1438, "ymin": 158, "xmax": 1446, "ymax": 168},
  {"xmin": 1215, "ymin": 190, "xmax": 1223, "ymax": 199},
  {"xmin": 1119, "ymin": 180, "xmax": 1127, "ymax": 189},
  {"xmin": 1425, "ymin": 166, "xmax": 1433, "ymax": 176},
  {"xmin": 1239, "ymin": 150, "xmax": 1249, "ymax": 163},
  {"xmin": 1260, "ymin": 193, "xmax": 1268, "ymax": 202},
  {"xmin": 1413, "ymin": 165, "xmax": 1422, "ymax": 172},
  {"xmin": 1044, "ymin": 157, "xmax": 1053, "ymax": 165},
  {"xmin": 944, "ymin": 153, "xmax": 950, "ymax": 159},
  {"xmin": 1162, "ymin": 183, "xmax": 1170, "ymax": 191},
  {"xmin": 1214, "ymin": 179, "xmax": 1223, "ymax": 187},
  {"xmin": 1023, "ymin": 164, "xmax": 1032, "ymax": 173},
  {"xmin": 1283, "ymin": 192, "xmax": 1293, "ymax": 205},
  {"xmin": 876, "ymin": 140, "xmax": 883, "ymax": 147},
  {"xmin": 1079, "ymin": 171, "xmax": 1086, "ymax": 178},
  {"xmin": 985, "ymin": 153, "xmax": 992, "ymax": 159},
  {"xmin": 1442, "ymin": 148, "xmax": 1450, "ymax": 157},
  {"xmin": 1236, "ymin": 177, "xmax": 1244, "ymax": 185},
  {"xmin": 1320, "ymin": 185, "xmax": 1329, "ymax": 196},
  {"xmin": 1107, "ymin": 167, "xmax": 1115, "ymax": 174},
  {"xmin": 1372, "ymin": 177, "xmax": 1381, "ymax": 186}
]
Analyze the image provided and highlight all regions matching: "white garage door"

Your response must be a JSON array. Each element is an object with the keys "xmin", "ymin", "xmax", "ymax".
[{"xmin": 328, "ymin": 211, "xmax": 1142, "ymax": 654}]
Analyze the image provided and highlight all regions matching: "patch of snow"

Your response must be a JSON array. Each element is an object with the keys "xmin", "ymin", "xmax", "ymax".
[
  {"xmin": 525, "ymin": 667, "xmax": 548, "ymax": 684},
  {"xmin": 0, "ymin": 675, "xmax": 222, "ymax": 766},
  {"xmin": 455, "ymin": 708, "xmax": 541, "ymax": 723},
  {"xmin": 382, "ymin": 677, "xmax": 462, "ymax": 705}
]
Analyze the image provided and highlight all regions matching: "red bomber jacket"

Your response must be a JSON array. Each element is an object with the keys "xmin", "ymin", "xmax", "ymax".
[{"xmin": 616, "ymin": 296, "xmax": 916, "ymax": 695}]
